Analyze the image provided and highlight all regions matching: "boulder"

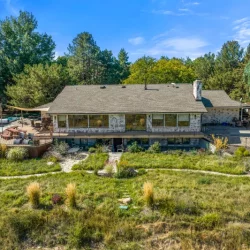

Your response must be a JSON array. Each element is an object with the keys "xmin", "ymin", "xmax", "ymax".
[{"xmin": 118, "ymin": 197, "xmax": 132, "ymax": 205}]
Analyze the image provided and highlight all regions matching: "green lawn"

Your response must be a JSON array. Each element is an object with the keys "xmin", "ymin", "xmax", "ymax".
[
  {"xmin": 119, "ymin": 152, "xmax": 247, "ymax": 175},
  {"xmin": 0, "ymin": 158, "xmax": 61, "ymax": 176},
  {"xmin": 0, "ymin": 171, "xmax": 250, "ymax": 249},
  {"xmin": 72, "ymin": 153, "xmax": 108, "ymax": 170}
]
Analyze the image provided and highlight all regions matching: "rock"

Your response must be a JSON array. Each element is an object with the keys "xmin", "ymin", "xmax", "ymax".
[
  {"xmin": 47, "ymin": 162, "xmax": 54, "ymax": 166},
  {"xmin": 118, "ymin": 197, "xmax": 132, "ymax": 204}
]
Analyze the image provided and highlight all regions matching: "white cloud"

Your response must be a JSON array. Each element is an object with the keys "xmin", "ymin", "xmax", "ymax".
[
  {"xmin": 54, "ymin": 51, "xmax": 61, "ymax": 60},
  {"xmin": 130, "ymin": 37, "xmax": 208, "ymax": 59},
  {"xmin": 184, "ymin": 2, "xmax": 200, "ymax": 5},
  {"xmin": 233, "ymin": 17, "xmax": 250, "ymax": 46},
  {"xmin": 179, "ymin": 8, "xmax": 190, "ymax": 12},
  {"xmin": 128, "ymin": 36, "xmax": 145, "ymax": 46}
]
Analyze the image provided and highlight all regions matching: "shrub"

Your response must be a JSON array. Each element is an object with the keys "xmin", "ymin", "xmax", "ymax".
[
  {"xmin": 127, "ymin": 142, "xmax": 143, "ymax": 153},
  {"xmin": 6, "ymin": 147, "xmax": 28, "ymax": 161},
  {"xmin": 52, "ymin": 193, "xmax": 63, "ymax": 205},
  {"xmin": 47, "ymin": 155, "xmax": 59, "ymax": 163},
  {"xmin": 88, "ymin": 147, "xmax": 96, "ymax": 153},
  {"xmin": 211, "ymin": 134, "xmax": 228, "ymax": 151},
  {"xmin": 137, "ymin": 168, "xmax": 147, "ymax": 175},
  {"xmin": 54, "ymin": 140, "xmax": 69, "ymax": 155},
  {"xmin": 0, "ymin": 144, "xmax": 7, "ymax": 158},
  {"xmin": 104, "ymin": 165, "xmax": 114, "ymax": 176},
  {"xmin": 65, "ymin": 183, "xmax": 77, "ymax": 208},
  {"xmin": 234, "ymin": 146, "xmax": 250, "ymax": 157},
  {"xmin": 26, "ymin": 182, "xmax": 41, "ymax": 209},
  {"xmin": 114, "ymin": 166, "xmax": 137, "ymax": 178},
  {"xmin": 195, "ymin": 213, "xmax": 221, "ymax": 230},
  {"xmin": 143, "ymin": 182, "xmax": 154, "ymax": 208},
  {"xmin": 148, "ymin": 142, "xmax": 161, "ymax": 153}
]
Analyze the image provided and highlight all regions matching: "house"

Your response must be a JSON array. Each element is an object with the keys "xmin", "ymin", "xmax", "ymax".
[{"xmin": 47, "ymin": 80, "xmax": 241, "ymax": 151}]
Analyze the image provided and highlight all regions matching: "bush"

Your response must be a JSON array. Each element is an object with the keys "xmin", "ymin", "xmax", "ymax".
[
  {"xmin": 47, "ymin": 155, "xmax": 59, "ymax": 163},
  {"xmin": 195, "ymin": 213, "xmax": 221, "ymax": 230},
  {"xmin": 127, "ymin": 142, "xmax": 143, "ymax": 153},
  {"xmin": 0, "ymin": 144, "xmax": 7, "ymax": 158},
  {"xmin": 52, "ymin": 193, "xmax": 63, "ymax": 205},
  {"xmin": 143, "ymin": 182, "xmax": 154, "ymax": 208},
  {"xmin": 88, "ymin": 147, "xmax": 96, "ymax": 153},
  {"xmin": 114, "ymin": 166, "xmax": 137, "ymax": 178},
  {"xmin": 54, "ymin": 140, "xmax": 69, "ymax": 155},
  {"xmin": 104, "ymin": 165, "xmax": 114, "ymax": 176},
  {"xmin": 26, "ymin": 182, "xmax": 41, "ymax": 209},
  {"xmin": 65, "ymin": 183, "xmax": 77, "ymax": 208},
  {"xmin": 6, "ymin": 147, "xmax": 28, "ymax": 161},
  {"xmin": 148, "ymin": 142, "xmax": 161, "ymax": 153},
  {"xmin": 234, "ymin": 146, "xmax": 250, "ymax": 157}
]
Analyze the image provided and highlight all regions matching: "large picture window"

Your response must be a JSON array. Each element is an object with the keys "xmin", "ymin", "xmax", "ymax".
[
  {"xmin": 126, "ymin": 114, "xmax": 146, "ymax": 131},
  {"xmin": 152, "ymin": 114, "xmax": 164, "ymax": 127},
  {"xmin": 58, "ymin": 115, "xmax": 67, "ymax": 128},
  {"xmin": 178, "ymin": 114, "xmax": 190, "ymax": 127},
  {"xmin": 89, "ymin": 115, "xmax": 109, "ymax": 128},
  {"xmin": 68, "ymin": 115, "xmax": 88, "ymax": 128},
  {"xmin": 165, "ymin": 114, "xmax": 177, "ymax": 127}
]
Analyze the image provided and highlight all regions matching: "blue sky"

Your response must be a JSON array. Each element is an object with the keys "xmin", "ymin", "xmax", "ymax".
[{"xmin": 1, "ymin": 0, "xmax": 250, "ymax": 61}]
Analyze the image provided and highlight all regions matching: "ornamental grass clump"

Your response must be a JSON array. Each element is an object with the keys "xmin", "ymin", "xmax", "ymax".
[
  {"xmin": 65, "ymin": 183, "xmax": 77, "ymax": 208},
  {"xmin": 143, "ymin": 182, "xmax": 154, "ymax": 208},
  {"xmin": 7, "ymin": 147, "xmax": 28, "ymax": 161},
  {"xmin": 26, "ymin": 182, "xmax": 41, "ymax": 209}
]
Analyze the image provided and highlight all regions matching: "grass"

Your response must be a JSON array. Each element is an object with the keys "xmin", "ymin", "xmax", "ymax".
[
  {"xmin": 72, "ymin": 153, "xmax": 108, "ymax": 170},
  {"xmin": 0, "ymin": 158, "xmax": 61, "ymax": 176},
  {"xmin": 1, "ymin": 170, "xmax": 250, "ymax": 249},
  {"xmin": 65, "ymin": 183, "xmax": 77, "ymax": 208},
  {"xmin": 26, "ymin": 182, "xmax": 41, "ymax": 209},
  {"xmin": 143, "ymin": 182, "xmax": 154, "ymax": 208},
  {"xmin": 119, "ymin": 152, "xmax": 247, "ymax": 175}
]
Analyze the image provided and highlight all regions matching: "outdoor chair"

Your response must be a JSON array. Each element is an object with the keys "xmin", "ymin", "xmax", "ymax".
[{"xmin": 117, "ymin": 144, "xmax": 125, "ymax": 152}]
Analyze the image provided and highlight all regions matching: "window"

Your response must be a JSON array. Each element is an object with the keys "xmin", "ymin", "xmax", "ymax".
[
  {"xmin": 58, "ymin": 115, "xmax": 66, "ymax": 128},
  {"xmin": 167, "ymin": 138, "xmax": 175, "ymax": 145},
  {"xmin": 152, "ymin": 114, "xmax": 164, "ymax": 127},
  {"xmin": 125, "ymin": 114, "xmax": 146, "ymax": 131},
  {"xmin": 89, "ymin": 115, "xmax": 109, "ymax": 128},
  {"xmin": 165, "ymin": 114, "xmax": 177, "ymax": 127},
  {"xmin": 68, "ymin": 115, "xmax": 88, "ymax": 128},
  {"xmin": 183, "ymin": 138, "xmax": 190, "ymax": 145},
  {"xmin": 178, "ymin": 114, "xmax": 190, "ymax": 127}
]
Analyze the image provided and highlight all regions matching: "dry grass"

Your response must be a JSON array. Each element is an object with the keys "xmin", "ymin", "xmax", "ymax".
[
  {"xmin": 143, "ymin": 182, "xmax": 154, "ymax": 208},
  {"xmin": 65, "ymin": 183, "xmax": 77, "ymax": 208},
  {"xmin": 26, "ymin": 182, "xmax": 41, "ymax": 209}
]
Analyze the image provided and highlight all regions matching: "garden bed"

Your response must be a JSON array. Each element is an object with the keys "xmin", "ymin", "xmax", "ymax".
[
  {"xmin": 72, "ymin": 153, "xmax": 108, "ymax": 170},
  {"xmin": 0, "ymin": 158, "xmax": 61, "ymax": 176},
  {"xmin": 119, "ymin": 152, "xmax": 247, "ymax": 175}
]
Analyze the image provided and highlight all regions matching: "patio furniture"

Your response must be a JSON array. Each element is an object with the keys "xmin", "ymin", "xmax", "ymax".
[
  {"xmin": 117, "ymin": 144, "xmax": 125, "ymax": 152},
  {"xmin": 13, "ymin": 138, "xmax": 22, "ymax": 144},
  {"xmin": 68, "ymin": 147, "xmax": 80, "ymax": 154},
  {"xmin": 1, "ymin": 130, "xmax": 13, "ymax": 140}
]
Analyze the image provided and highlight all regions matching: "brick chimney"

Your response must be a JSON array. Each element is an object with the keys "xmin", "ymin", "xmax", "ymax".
[{"xmin": 193, "ymin": 80, "xmax": 202, "ymax": 101}]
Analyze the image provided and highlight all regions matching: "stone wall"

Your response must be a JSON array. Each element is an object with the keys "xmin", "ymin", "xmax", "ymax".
[
  {"xmin": 147, "ymin": 114, "xmax": 201, "ymax": 132},
  {"xmin": 202, "ymin": 108, "xmax": 239, "ymax": 124}
]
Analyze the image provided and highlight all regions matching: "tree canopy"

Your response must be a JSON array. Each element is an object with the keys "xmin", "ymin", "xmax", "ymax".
[{"xmin": 0, "ymin": 11, "xmax": 55, "ymax": 101}]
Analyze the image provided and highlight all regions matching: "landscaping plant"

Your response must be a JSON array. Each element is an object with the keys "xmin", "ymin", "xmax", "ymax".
[
  {"xmin": 26, "ymin": 182, "xmax": 41, "ymax": 209},
  {"xmin": 127, "ymin": 141, "xmax": 143, "ymax": 153},
  {"xmin": 148, "ymin": 141, "xmax": 161, "ymax": 153},
  {"xmin": 6, "ymin": 147, "xmax": 28, "ymax": 161},
  {"xmin": 65, "ymin": 183, "xmax": 77, "ymax": 208},
  {"xmin": 143, "ymin": 182, "xmax": 154, "ymax": 208},
  {"xmin": 211, "ymin": 134, "xmax": 228, "ymax": 151}
]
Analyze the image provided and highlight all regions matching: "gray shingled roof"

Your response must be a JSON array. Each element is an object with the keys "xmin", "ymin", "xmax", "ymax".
[
  {"xmin": 48, "ymin": 84, "xmax": 208, "ymax": 114},
  {"xmin": 202, "ymin": 90, "xmax": 240, "ymax": 108}
]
